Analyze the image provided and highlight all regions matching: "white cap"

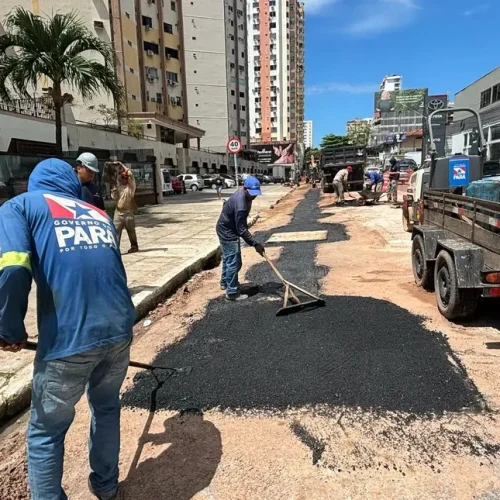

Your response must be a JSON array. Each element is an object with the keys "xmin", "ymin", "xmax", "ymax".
[{"xmin": 76, "ymin": 152, "xmax": 99, "ymax": 173}]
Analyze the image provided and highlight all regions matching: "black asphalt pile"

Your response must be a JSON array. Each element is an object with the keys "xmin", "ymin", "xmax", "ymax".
[
  {"xmin": 122, "ymin": 295, "xmax": 483, "ymax": 414},
  {"xmin": 123, "ymin": 188, "xmax": 483, "ymax": 416},
  {"xmin": 246, "ymin": 188, "xmax": 347, "ymax": 295}
]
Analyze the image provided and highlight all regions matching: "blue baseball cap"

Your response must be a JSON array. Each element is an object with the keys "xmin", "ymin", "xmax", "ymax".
[{"xmin": 243, "ymin": 176, "xmax": 262, "ymax": 196}]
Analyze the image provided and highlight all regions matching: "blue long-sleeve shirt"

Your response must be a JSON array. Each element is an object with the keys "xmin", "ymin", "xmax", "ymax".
[
  {"xmin": 0, "ymin": 158, "xmax": 135, "ymax": 360},
  {"xmin": 216, "ymin": 189, "xmax": 257, "ymax": 246},
  {"xmin": 368, "ymin": 171, "xmax": 384, "ymax": 185}
]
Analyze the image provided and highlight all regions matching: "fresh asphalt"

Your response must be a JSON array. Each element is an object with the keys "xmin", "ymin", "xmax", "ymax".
[{"xmin": 123, "ymin": 189, "xmax": 483, "ymax": 415}]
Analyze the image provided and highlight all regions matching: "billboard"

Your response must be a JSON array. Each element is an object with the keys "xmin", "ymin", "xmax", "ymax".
[
  {"xmin": 374, "ymin": 88, "xmax": 427, "ymax": 117},
  {"xmin": 251, "ymin": 142, "xmax": 296, "ymax": 165},
  {"xmin": 423, "ymin": 94, "xmax": 448, "ymax": 157}
]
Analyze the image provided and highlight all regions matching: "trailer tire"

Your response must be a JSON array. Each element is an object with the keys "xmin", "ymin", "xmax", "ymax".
[
  {"xmin": 434, "ymin": 250, "xmax": 480, "ymax": 320},
  {"xmin": 412, "ymin": 235, "xmax": 434, "ymax": 291}
]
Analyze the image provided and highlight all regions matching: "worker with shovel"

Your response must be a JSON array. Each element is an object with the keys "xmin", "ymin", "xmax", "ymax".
[
  {"xmin": 333, "ymin": 165, "xmax": 352, "ymax": 205},
  {"xmin": 216, "ymin": 175, "xmax": 265, "ymax": 301},
  {"xmin": 0, "ymin": 158, "xmax": 135, "ymax": 500}
]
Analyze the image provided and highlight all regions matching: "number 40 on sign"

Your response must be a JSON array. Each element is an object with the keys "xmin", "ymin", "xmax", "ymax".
[{"xmin": 227, "ymin": 137, "xmax": 242, "ymax": 154}]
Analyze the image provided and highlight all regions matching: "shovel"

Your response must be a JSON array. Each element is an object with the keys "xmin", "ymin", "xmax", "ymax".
[
  {"xmin": 23, "ymin": 341, "xmax": 193, "ymax": 376},
  {"xmin": 263, "ymin": 254, "xmax": 326, "ymax": 316}
]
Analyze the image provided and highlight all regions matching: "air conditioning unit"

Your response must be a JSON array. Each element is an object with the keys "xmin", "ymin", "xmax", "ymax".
[
  {"xmin": 166, "ymin": 54, "xmax": 171, "ymax": 60},
  {"xmin": 147, "ymin": 50, "xmax": 154, "ymax": 56},
  {"xmin": 148, "ymin": 77, "xmax": 155, "ymax": 82},
  {"xmin": 170, "ymin": 97, "xmax": 176, "ymax": 105},
  {"xmin": 167, "ymin": 79, "xmax": 172, "ymax": 85},
  {"xmin": 150, "ymin": 97, "xmax": 156, "ymax": 102},
  {"xmin": 145, "ymin": 25, "xmax": 151, "ymax": 31},
  {"xmin": 94, "ymin": 20, "xmax": 104, "ymax": 30}
]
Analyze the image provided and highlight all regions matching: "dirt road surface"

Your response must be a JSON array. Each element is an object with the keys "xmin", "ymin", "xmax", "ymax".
[{"xmin": 3, "ymin": 186, "xmax": 500, "ymax": 500}]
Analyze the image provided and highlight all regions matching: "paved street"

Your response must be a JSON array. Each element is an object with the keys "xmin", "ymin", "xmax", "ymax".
[{"xmin": 0, "ymin": 184, "xmax": 291, "ymax": 420}]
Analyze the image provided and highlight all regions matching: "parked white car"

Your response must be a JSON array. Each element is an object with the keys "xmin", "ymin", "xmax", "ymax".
[
  {"xmin": 161, "ymin": 169, "xmax": 174, "ymax": 195},
  {"xmin": 178, "ymin": 174, "xmax": 204, "ymax": 191}
]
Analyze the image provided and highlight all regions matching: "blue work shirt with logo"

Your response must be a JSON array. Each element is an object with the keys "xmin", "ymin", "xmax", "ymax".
[
  {"xmin": 368, "ymin": 171, "xmax": 384, "ymax": 185},
  {"xmin": 0, "ymin": 158, "xmax": 135, "ymax": 360}
]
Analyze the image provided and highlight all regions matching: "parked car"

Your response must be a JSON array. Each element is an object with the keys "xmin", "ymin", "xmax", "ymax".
[
  {"xmin": 161, "ymin": 169, "xmax": 174, "ymax": 195},
  {"xmin": 263, "ymin": 175, "xmax": 272, "ymax": 184},
  {"xmin": 398, "ymin": 159, "xmax": 417, "ymax": 184},
  {"xmin": 178, "ymin": 174, "xmax": 204, "ymax": 191},
  {"xmin": 202, "ymin": 174, "xmax": 235, "ymax": 189}
]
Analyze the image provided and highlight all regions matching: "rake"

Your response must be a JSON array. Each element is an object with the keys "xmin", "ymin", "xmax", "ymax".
[{"xmin": 263, "ymin": 253, "xmax": 326, "ymax": 316}]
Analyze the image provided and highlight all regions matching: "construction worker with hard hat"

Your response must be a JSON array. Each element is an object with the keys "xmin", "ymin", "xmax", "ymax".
[{"xmin": 75, "ymin": 152, "xmax": 105, "ymax": 210}]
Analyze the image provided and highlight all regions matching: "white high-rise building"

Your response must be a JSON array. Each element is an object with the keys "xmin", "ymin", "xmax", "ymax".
[
  {"xmin": 304, "ymin": 120, "xmax": 313, "ymax": 149},
  {"xmin": 247, "ymin": 0, "xmax": 305, "ymax": 145},
  {"xmin": 380, "ymin": 75, "xmax": 402, "ymax": 92}
]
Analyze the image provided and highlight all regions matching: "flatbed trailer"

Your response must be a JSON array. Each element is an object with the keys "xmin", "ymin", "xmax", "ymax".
[{"xmin": 412, "ymin": 190, "xmax": 500, "ymax": 319}]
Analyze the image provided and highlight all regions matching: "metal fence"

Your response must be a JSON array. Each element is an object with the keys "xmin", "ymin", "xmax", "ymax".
[{"xmin": 0, "ymin": 97, "xmax": 55, "ymax": 120}]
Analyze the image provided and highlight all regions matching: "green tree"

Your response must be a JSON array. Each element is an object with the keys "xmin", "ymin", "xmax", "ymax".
[
  {"xmin": 0, "ymin": 8, "xmax": 122, "ymax": 153},
  {"xmin": 320, "ymin": 134, "xmax": 350, "ymax": 149},
  {"xmin": 347, "ymin": 120, "xmax": 372, "ymax": 146}
]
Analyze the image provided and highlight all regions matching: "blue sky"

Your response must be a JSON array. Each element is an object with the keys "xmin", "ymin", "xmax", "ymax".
[{"xmin": 304, "ymin": 0, "xmax": 500, "ymax": 146}]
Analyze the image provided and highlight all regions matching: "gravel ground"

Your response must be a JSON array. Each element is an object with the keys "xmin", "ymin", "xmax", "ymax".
[{"xmin": 123, "ymin": 189, "xmax": 483, "ymax": 415}]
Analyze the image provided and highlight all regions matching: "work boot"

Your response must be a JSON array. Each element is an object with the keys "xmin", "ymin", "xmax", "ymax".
[
  {"xmin": 88, "ymin": 479, "xmax": 121, "ymax": 500},
  {"xmin": 225, "ymin": 293, "xmax": 249, "ymax": 301},
  {"xmin": 128, "ymin": 246, "xmax": 139, "ymax": 254}
]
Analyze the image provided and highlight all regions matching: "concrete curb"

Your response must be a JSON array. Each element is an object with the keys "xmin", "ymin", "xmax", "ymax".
[{"xmin": 0, "ymin": 189, "xmax": 292, "ymax": 422}]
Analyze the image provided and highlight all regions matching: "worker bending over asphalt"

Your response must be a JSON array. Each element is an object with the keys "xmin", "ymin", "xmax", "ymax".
[
  {"xmin": 366, "ymin": 170, "xmax": 384, "ymax": 192},
  {"xmin": 0, "ymin": 158, "xmax": 135, "ymax": 500},
  {"xmin": 333, "ymin": 165, "xmax": 352, "ymax": 204},
  {"xmin": 75, "ymin": 152, "xmax": 105, "ymax": 210},
  {"xmin": 216, "ymin": 176, "xmax": 265, "ymax": 301}
]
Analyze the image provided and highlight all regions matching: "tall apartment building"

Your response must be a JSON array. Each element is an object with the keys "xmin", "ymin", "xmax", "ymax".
[
  {"xmin": 247, "ymin": 0, "xmax": 305, "ymax": 145},
  {"xmin": 182, "ymin": 0, "xmax": 249, "ymax": 152},
  {"xmin": 304, "ymin": 120, "xmax": 313, "ymax": 149},
  {"xmin": 380, "ymin": 75, "xmax": 402, "ymax": 92}
]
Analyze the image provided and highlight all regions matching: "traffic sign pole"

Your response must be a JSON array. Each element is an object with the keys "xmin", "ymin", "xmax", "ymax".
[{"xmin": 226, "ymin": 137, "xmax": 242, "ymax": 192}]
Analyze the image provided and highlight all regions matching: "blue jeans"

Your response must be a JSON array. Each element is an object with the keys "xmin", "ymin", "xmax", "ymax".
[
  {"xmin": 219, "ymin": 239, "xmax": 242, "ymax": 296},
  {"xmin": 28, "ymin": 338, "xmax": 131, "ymax": 500}
]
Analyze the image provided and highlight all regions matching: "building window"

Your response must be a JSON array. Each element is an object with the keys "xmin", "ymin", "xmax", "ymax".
[
  {"xmin": 230, "ymin": 34, "xmax": 234, "ymax": 40},
  {"xmin": 132, "ymin": 95, "xmax": 137, "ymax": 100},
  {"xmin": 233, "ymin": 104, "xmax": 237, "ymax": 110},
  {"xmin": 127, "ymin": 40, "xmax": 132, "ymax": 47},
  {"xmin": 142, "ymin": 16, "xmax": 152, "ymax": 28},
  {"xmin": 143, "ymin": 41, "xmax": 159, "ymax": 54},
  {"xmin": 231, "ymin": 90, "xmax": 235, "ymax": 96},
  {"xmin": 270, "ymin": 22, "xmax": 276, "ymax": 28},
  {"xmin": 481, "ymin": 88, "xmax": 492, "ymax": 108},
  {"xmin": 493, "ymin": 83, "xmax": 500, "ymax": 104},
  {"xmin": 238, "ymin": 65, "xmax": 245, "ymax": 72},
  {"xmin": 230, "ymin": 62, "xmax": 235, "ymax": 70},
  {"xmin": 164, "ymin": 23, "xmax": 173, "ymax": 34},
  {"xmin": 125, "ymin": 12, "xmax": 130, "ymax": 18},
  {"xmin": 171, "ymin": 1, "xmax": 176, "ymax": 10},
  {"xmin": 165, "ymin": 47, "xmax": 179, "ymax": 59},
  {"xmin": 166, "ymin": 71, "xmax": 178, "ymax": 82},
  {"xmin": 241, "ymin": 52, "xmax": 245, "ymax": 58},
  {"xmin": 129, "ymin": 67, "xmax": 134, "ymax": 73},
  {"xmin": 239, "ymin": 92, "xmax": 245, "ymax": 98},
  {"xmin": 176, "ymin": 96, "xmax": 182, "ymax": 106},
  {"xmin": 156, "ymin": 92, "xmax": 163, "ymax": 103},
  {"xmin": 241, "ymin": 105, "xmax": 246, "ymax": 111},
  {"xmin": 228, "ymin": 5, "xmax": 233, "ymax": 12}
]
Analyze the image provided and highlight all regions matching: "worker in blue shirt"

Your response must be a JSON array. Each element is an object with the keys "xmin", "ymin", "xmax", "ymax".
[
  {"xmin": 0, "ymin": 158, "xmax": 135, "ymax": 500},
  {"xmin": 366, "ymin": 170, "xmax": 384, "ymax": 192},
  {"xmin": 216, "ymin": 176, "xmax": 265, "ymax": 301}
]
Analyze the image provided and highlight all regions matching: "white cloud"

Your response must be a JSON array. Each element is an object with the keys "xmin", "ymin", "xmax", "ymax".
[
  {"xmin": 347, "ymin": 0, "xmax": 419, "ymax": 36},
  {"xmin": 306, "ymin": 82, "xmax": 379, "ymax": 95},
  {"xmin": 463, "ymin": 4, "xmax": 489, "ymax": 16},
  {"xmin": 302, "ymin": 0, "xmax": 340, "ymax": 14}
]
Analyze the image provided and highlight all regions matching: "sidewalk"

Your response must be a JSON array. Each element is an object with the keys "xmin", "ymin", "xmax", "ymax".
[{"xmin": 0, "ymin": 185, "xmax": 292, "ymax": 420}]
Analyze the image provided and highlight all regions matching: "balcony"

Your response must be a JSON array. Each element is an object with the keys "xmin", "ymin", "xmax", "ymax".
[{"xmin": 0, "ymin": 96, "xmax": 55, "ymax": 121}]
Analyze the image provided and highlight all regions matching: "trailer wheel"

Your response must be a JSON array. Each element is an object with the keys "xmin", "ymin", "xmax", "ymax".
[
  {"xmin": 412, "ymin": 235, "xmax": 434, "ymax": 291},
  {"xmin": 434, "ymin": 250, "xmax": 480, "ymax": 320}
]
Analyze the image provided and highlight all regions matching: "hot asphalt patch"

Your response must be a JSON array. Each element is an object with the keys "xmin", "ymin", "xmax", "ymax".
[{"xmin": 123, "ymin": 190, "xmax": 483, "ymax": 415}]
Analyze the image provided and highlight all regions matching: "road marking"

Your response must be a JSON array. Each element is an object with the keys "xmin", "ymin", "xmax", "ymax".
[{"xmin": 267, "ymin": 231, "xmax": 328, "ymax": 243}]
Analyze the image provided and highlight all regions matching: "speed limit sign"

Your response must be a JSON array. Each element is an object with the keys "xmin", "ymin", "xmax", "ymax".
[{"xmin": 227, "ymin": 137, "xmax": 242, "ymax": 154}]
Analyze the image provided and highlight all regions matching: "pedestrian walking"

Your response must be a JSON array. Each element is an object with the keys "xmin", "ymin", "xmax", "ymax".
[
  {"xmin": 387, "ymin": 157, "xmax": 400, "ymax": 203},
  {"xmin": 75, "ymin": 152, "xmax": 105, "ymax": 210},
  {"xmin": 216, "ymin": 175, "xmax": 265, "ymax": 301},
  {"xmin": 0, "ymin": 158, "xmax": 135, "ymax": 500},
  {"xmin": 215, "ymin": 176, "xmax": 223, "ymax": 200},
  {"xmin": 333, "ymin": 165, "xmax": 352, "ymax": 204},
  {"xmin": 112, "ymin": 163, "xmax": 139, "ymax": 253}
]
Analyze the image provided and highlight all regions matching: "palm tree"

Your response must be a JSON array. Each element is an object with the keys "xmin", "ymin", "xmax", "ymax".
[{"xmin": 0, "ymin": 8, "xmax": 122, "ymax": 153}]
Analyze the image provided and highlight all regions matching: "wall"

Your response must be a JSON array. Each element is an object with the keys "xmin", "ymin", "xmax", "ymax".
[{"xmin": 0, "ymin": 111, "xmax": 68, "ymax": 152}]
